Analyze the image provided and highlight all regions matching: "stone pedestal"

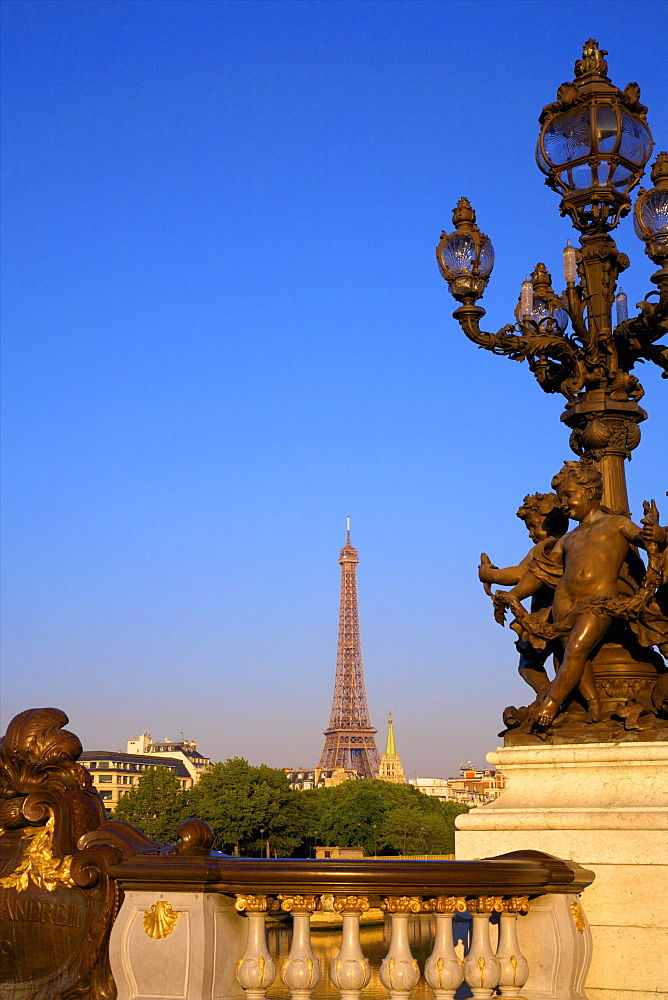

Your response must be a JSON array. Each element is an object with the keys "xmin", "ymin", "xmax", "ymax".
[
  {"xmin": 109, "ymin": 891, "xmax": 245, "ymax": 1000},
  {"xmin": 456, "ymin": 741, "xmax": 668, "ymax": 1000}
]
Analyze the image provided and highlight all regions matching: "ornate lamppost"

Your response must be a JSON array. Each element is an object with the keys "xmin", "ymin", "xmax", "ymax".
[
  {"xmin": 437, "ymin": 40, "xmax": 667, "ymax": 742},
  {"xmin": 441, "ymin": 46, "xmax": 667, "ymax": 1000},
  {"xmin": 437, "ymin": 39, "xmax": 667, "ymax": 517}
]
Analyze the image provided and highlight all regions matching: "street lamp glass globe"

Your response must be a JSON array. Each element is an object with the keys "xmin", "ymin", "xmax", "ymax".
[
  {"xmin": 531, "ymin": 296, "xmax": 569, "ymax": 333},
  {"xmin": 539, "ymin": 103, "xmax": 651, "ymax": 197},
  {"xmin": 543, "ymin": 105, "xmax": 590, "ymax": 168},
  {"xmin": 438, "ymin": 233, "xmax": 494, "ymax": 279},
  {"xmin": 634, "ymin": 188, "xmax": 668, "ymax": 239},
  {"xmin": 619, "ymin": 110, "xmax": 653, "ymax": 166}
]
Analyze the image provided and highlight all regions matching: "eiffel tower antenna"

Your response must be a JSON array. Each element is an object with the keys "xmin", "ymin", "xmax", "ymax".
[{"xmin": 318, "ymin": 519, "xmax": 380, "ymax": 778}]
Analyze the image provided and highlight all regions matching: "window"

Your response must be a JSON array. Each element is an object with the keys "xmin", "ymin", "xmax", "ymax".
[
  {"xmin": 88, "ymin": 761, "xmax": 97, "ymax": 768},
  {"xmin": 99, "ymin": 775, "xmax": 112, "ymax": 783},
  {"xmin": 99, "ymin": 791, "xmax": 112, "ymax": 800}
]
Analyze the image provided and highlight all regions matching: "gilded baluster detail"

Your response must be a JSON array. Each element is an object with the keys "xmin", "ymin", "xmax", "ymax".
[
  {"xmin": 235, "ymin": 894, "xmax": 280, "ymax": 913},
  {"xmin": 279, "ymin": 895, "xmax": 321, "ymax": 1000},
  {"xmin": 329, "ymin": 896, "xmax": 371, "ymax": 1000},
  {"xmin": 279, "ymin": 894, "xmax": 319, "ymax": 913},
  {"xmin": 235, "ymin": 894, "xmax": 278, "ymax": 1000},
  {"xmin": 424, "ymin": 901, "xmax": 464, "ymax": 999},
  {"xmin": 379, "ymin": 898, "xmax": 421, "ymax": 1000},
  {"xmin": 496, "ymin": 899, "xmax": 530, "ymax": 998},
  {"xmin": 465, "ymin": 896, "xmax": 505, "ymax": 915},
  {"xmin": 380, "ymin": 895, "xmax": 423, "ymax": 914},
  {"xmin": 462, "ymin": 899, "xmax": 501, "ymax": 999}
]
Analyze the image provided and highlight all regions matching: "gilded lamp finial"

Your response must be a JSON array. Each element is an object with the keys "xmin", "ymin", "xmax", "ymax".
[
  {"xmin": 452, "ymin": 197, "xmax": 476, "ymax": 229},
  {"xmin": 650, "ymin": 151, "xmax": 668, "ymax": 185},
  {"xmin": 574, "ymin": 39, "xmax": 608, "ymax": 78},
  {"xmin": 531, "ymin": 262, "xmax": 554, "ymax": 294}
]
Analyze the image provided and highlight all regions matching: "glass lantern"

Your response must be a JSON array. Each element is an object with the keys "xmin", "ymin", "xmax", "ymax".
[
  {"xmin": 515, "ymin": 263, "xmax": 569, "ymax": 333},
  {"xmin": 634, "ymin": 151, "xmax": 668, "ymax": 266},
  {"xmin": 536, "ymin": 40, "xmax": 653, "ymax": 232},
  {"xmin": 436, "ymin": 198, "xmax": 494, "ymax": 303}
]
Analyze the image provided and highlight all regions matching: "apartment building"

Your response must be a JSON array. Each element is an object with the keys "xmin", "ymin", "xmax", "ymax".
[
  {"xmin": 410, "ymin": 763, "xmax": 506, "ymax": 806},
  {"xmin": 79, "ymin": 750, "xmax": 193, "ymax": 815}
]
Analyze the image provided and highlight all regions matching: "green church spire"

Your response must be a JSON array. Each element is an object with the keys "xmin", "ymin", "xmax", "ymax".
[{"xmin": 385, "ymin": 711, "xmax": 396, "ymax": 756}]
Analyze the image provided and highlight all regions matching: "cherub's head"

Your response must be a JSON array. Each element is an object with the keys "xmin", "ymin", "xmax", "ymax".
[
  {"xmin": 551, "ymin": 460, "xmax": 603, "ymax": 521},
  {"xmin": 516, "ymin": 492, "xmax": 569, "ymax": 542}
]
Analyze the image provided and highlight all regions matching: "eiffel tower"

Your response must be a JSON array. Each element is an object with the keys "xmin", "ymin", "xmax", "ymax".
[{"xmin": 318, "ymin": 518, "xmax": 380, "ymax": 778}]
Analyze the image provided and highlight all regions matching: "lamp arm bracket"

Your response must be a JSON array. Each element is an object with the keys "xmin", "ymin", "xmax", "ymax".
[
  {"xmin": 611, "ymin": 289, "xmax": 668, "ymax": 384},
  {"xmin": 452, "ymin": 305, "xmax": 584, "ymax": 400},
  {"xmin": 642, "ymin": 342, "xmax": 668, "ymax": 378},
  {"xmin": 614, "ymin": 295, "xmax": 668, "ymax": 346},
  {"xmin": 562, "ymin": 285, "xmax": 588, "ymax": 342},
  {"xmin": 452, "ymin": 304, "xmax": 519, "ymax": 352}
]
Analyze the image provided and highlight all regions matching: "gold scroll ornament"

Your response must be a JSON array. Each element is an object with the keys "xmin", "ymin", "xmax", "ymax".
[
  {"xmin": 0, "ymin": 816, "xmax": 75, "ymax": 893},
  {"xmin": 570, "ymin": 900, "xmax": 586, "ymax": 933}
]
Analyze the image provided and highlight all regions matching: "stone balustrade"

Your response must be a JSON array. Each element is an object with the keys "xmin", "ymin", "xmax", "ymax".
[{"xmin": 101, "ymin": 825, "xmax": 594, "ymax": 1000}]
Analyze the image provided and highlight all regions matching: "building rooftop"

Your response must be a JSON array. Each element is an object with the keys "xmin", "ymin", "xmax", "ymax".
[{"xmin": 81, "ymin": 750, "xmax": 191, "ymax": 779}]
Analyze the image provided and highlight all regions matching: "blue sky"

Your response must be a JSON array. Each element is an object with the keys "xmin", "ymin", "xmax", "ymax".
[{"xmin": 2, "ymin": 0, "xmax": 667, "ymax": 778}]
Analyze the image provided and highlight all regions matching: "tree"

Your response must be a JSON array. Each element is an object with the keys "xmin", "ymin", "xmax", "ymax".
[
  {"xmin": 188, "ymin": 757, "xmax": 306, "ymax": 856},
  {"xmin": 303, "ymin": 780, "xmax": 469, "ymax": 856},
  {"xmin": 112, "ymin": 766, "xmax": 188, "ymax": 843}
]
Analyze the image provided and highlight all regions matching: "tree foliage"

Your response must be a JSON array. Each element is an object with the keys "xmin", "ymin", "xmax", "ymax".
[
  {"xmin": 302, "ymin": 780, "xmax": 468, "ymax": 856},
  {"xmin": 188, "ymin": 757, "xmax": 306, "ymax": 856},
  {"xmin": 112, "ymin": 760, "xmax": 469, "ymax": 858},
  {"xmin": 112, "ymin": 766, "xmax": 189, "ymax": 844}
]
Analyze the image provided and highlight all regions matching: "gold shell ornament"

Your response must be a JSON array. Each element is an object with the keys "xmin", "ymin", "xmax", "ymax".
[{"xmin": 143, "ymin": 900, "xmax": 181, "ymax": 939}]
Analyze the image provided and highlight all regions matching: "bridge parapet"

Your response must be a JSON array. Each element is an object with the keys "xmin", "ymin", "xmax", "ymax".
[{"xmin": 0, "ymin": 709, "xmax": 594, "ymax": 1000}]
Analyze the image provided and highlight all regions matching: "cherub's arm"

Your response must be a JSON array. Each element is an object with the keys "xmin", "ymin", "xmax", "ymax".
[
  {"xmin": 505, "ymin": 537, "xmax": 564, "ymax": 600},
  {"xmin": 492, "ymin": 565, "xmax": 551, "ymax": 626},
  {"xmin": 620, "ymin": 502, "xmax": 667, "ymax": 550},
  {"xmin": 505, "ymin": 569, "xmax": 545, "ymax": 602},
  {"xmin": 479, "ymin": 549, "xmax": 533, "ymax": 586},
  {"xmin": 491, "ymin": 538, "xmax": 563, "ymax": 625},
  {"xmin": 492, "ymin": 569, "xmax": 545, "ymax": 625}
]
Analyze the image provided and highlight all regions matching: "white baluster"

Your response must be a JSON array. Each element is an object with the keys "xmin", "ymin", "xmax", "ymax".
[
  {"xmin": 329, "ymin": 895, "xmax": 372, "ymax": 1000},
  {"xmin": 379, "ymin": 897, "xmax": 422, "ymax": 1000},
  {"xmin": 279, "ymin": 895, "xmax": 322, "ymax": 1000},
  {"xmin": 424, "ymin": 897, "xmax": 467, "ymax": 999},
  {"xmin": 235, "ymin": 895, "xmax": 278, "ymax": 1000},
  {"xmin": 496, "ymin": 898, "xmax": 530, "ymax": 998},
  {"xmin": 462, "ymin": 898, "xmax": 502, "ymax": 999}
]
